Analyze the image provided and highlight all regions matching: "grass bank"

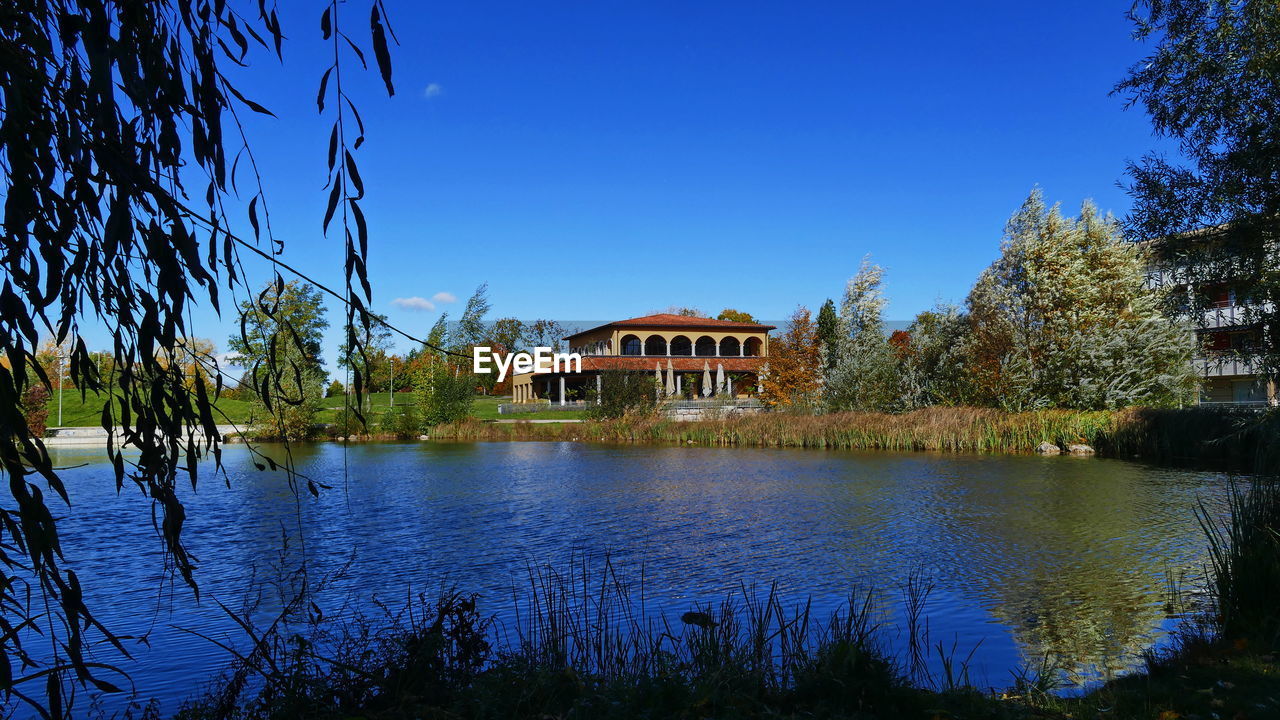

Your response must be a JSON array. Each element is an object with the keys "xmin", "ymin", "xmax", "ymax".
[{"xmin": 431, "ymin": 405, "xmax": 1280, "ymax": 473}]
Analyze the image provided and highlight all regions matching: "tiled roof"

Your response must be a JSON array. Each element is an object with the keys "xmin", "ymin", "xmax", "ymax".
[
  {"xmin": 565, "ymin": 314, "xmax": 775, "ymax": 340},
  {"xmin": 532, "ymin": 356, "xmax": 766, "ymax": 374}
]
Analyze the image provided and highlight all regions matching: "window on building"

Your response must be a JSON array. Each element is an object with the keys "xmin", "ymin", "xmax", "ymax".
[
  {"xmin": 695, "ymin": 336, "xmax": 717, "ymax": 356},
  {"xmin": 644, "ymin": 335, "xmax": 667, "ymax": 355},
  {"xmin": 670, "ymin": 335, "xmax": 692, "ymax": 356},
  {"xmin": 621, "ymin": 335, "xmax": 642, "ymax": 355}
]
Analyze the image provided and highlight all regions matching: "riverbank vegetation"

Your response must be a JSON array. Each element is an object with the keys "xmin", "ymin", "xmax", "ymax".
[{"xmin": 432, "ymin": 405, "xmax": 1280, "ymax": 473}]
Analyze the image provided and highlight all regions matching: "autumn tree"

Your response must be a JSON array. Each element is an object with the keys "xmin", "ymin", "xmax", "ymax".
[
  {"xmin": 717, "ymin": 308, "xmax": 756, "ymax": 323},
  {"xmin": 760, "ymin": 307, "xmax": 821, "ymax": 408}
]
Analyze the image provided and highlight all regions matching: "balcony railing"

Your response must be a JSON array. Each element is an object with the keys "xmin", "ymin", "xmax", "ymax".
[{"xmin": 1197, "ymin": 355, "xmax": 1262, "ymax": 377}]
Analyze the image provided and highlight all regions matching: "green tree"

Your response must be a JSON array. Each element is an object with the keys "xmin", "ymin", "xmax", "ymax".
[
  {"xmin": 457, "ymin": 283, "xmax": 491, "ymax": 352},
  {"xmin": 229, "ymin": 281, "xmax": 330, "ymax": 440},
  {"xmin": 717, "ymin": 308, "xmax": 755, "ymax": 323},
  {"xmin": 962, "ymin": 191, "xmax": 1198, "ymax": 410},
  {"xmin": 824, "ymin": 258, "xmax": 900, "ymax": 412},
  {"xmin": 415, "ymin": 361, "xmax": 475, "ymax": 426},
  {"xmin": 897, "ymin": 304, "xmax": 970, "ymax": 409},
  {"xmin": 586, "ymin": 372, "xmax": 658, "ymax": 419},
  {"xmin": 816, "ymin": 298, "xmax": 840, "ymax": 372},
  {"xmin": 526, "ymin": 319, "xmax": 566, "ymax": 352},
  {"xmin": 1117, "ymin": 0, "xmax": 1280, "ymax": 378}
]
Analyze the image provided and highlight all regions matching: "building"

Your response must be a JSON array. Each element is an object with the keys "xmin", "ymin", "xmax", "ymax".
[
  {"xmin": 510, "ymin": 314, "xmax": 775, "ymax": 404},
  {"xmin": 1144, "ymin": 234, "xmax": 1276, "ymax": 406}
]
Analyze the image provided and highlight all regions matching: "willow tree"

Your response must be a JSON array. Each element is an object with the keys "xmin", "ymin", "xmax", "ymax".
[
  {"xmin": 824, "ymin": 258, "xmax": 899, "ymax": 412},
  {"xmin": 963, "ymin": 191, "xmax": 1198, "ymax": 410},
  {"xmin": 0, "ymin": 0, "xmax": 395, "ymax": 714},
  {"xmin": 1117, "ymin": 0, "xmax": 1280, "ymax": 378}
]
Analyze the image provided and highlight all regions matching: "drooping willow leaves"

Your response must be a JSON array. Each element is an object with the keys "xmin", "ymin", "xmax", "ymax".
[{"xmin": 0, "ymin": 0, "xmax": 394, "ymax": 715}]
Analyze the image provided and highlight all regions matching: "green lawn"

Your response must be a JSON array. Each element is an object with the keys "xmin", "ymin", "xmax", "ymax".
[{"xmin": 44, "ymin": 388, "xmax": 255, "ymax": 427}]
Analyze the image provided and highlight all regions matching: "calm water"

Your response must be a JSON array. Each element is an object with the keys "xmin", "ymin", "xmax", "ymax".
[{"xmin": 45, "ymin": 441, "xmax": 1228, "ymax": 714}]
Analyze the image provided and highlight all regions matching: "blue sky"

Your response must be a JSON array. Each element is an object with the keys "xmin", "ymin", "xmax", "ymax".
[{"xmin": 163, "ymin": 1, "xmax": 1171, "ymax": 369}]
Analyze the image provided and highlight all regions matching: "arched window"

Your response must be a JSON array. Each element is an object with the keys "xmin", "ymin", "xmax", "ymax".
[
  {"xmin": 621, "ymin": 334, "xmax": 642, "ymax": 356},
  {"xmin": 644, "ymin": 334, "xmax": 667, "ymax": 356},
  {"xmin": 720, "ymin": 337, "xmax": 741, "ymax": 356},
  {"xmin": 669, "ymin": 335, "xmax": 692, "ymax": 356},
  {"xmin": 694, "ymin": 335, "xmax": 717, "ymax": 356},
  {"xmin": 743, "ymin": 337, "xmax": 762, "ymax": 357}
]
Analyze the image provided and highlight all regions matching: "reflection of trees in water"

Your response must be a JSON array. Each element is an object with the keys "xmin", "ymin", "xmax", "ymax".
[{"xmin": 902, "ymin": 456, "xmax": 1222, "ymax": 683}]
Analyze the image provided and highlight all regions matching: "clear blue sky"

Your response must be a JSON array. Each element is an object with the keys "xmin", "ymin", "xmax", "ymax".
[{"xmin": 166, "ymin": 1, "xmax": 1172, "ymax": 369}]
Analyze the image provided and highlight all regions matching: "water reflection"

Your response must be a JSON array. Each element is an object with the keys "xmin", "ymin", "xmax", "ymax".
[{"xmin": 45, "ymin": 442, "xmax": 1226, "ymax": 708}]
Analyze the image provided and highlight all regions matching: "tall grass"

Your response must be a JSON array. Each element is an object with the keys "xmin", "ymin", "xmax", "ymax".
[
  {"xmin": 433, "ymin": 405, "xmax": 1280, "ymax": 473},
  {"xmin": 168, "ymin": 557, "xmax": 1015, "ymax": 719},
  {"xmin": 1198, "ymin": 477, "xmax": 1280, "ymax": 645}
]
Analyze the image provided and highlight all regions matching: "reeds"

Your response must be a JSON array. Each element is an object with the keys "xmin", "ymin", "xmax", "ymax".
[
  {"xmin": 1197, "ymin": 477, "xmax": 1280, "ymax": 645},
  {"xmin": 433, "ymin": 406, "xmax": 1280, "ymax": 473}
]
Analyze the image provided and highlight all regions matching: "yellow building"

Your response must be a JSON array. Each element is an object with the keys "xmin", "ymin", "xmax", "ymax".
[{"xmin": 510, "ymin": 314, "xmax": 775, "ymax": 404}]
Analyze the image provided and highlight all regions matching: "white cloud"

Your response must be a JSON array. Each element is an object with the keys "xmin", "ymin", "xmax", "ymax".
[
  {"xmin": 431, "ymin": 291, "xmax": 457, "ymax": 304},
  {"xmin": 392, "ymin": 296, "xmax": 435, "ymax": 312},
  {"xmin": 423, "ymin": 83, "xmax": 443, "ymax": 99}
]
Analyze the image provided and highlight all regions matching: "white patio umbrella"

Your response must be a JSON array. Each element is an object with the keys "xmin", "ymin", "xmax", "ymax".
[
  {"xmin": 666, "ymin": 359, "xmax": 676, "ymax": 397},
  {"xmin": 701, "ymin": 361, "xmax": 712, "ymax": 397},
  {"xmin": 655, "ymin": 362, "xmax": 664, "ymax": 397},
  {"xmin": 716, "ymin": 363, "xmax": 726, "ymax": 395}
]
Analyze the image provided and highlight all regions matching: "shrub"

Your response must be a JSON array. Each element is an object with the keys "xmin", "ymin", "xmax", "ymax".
[
  {"xmin": 20, "ymin": 385, "xmax": 51, "ymax": 437},
  {"xmin": 586, "ymin": 372, "xmax": 658, "ymax": 419}
]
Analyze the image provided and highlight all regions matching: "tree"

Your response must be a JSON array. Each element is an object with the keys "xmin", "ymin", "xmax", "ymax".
[
  {"xmin": 717, "ymin": 308, "xmax": 756, "ymax": 323},
  {"xmin": 962, "ymin": 191, "xmax": 1198, "ymax": 410},
  {"xmin": 0, "ymin": 1, "xmax": 396, "ymax": 711},
  {"xmin": 657, "ymin": 305, "xmax": 707, "ymax": 318},
  {"xmin": 457, "ymin": 283, "xmax": 492, "ymax": 352},
  {"xmin": 816, "ymin": 298, "xmax": 840, "ymax": 373},
  {"xmin": 895, "ymin": 305, "xmax": 970, "ymax": 409},
  {"xmin": 760, "ymin": 307, "xmax": 821, "ymax": 408},
  {"xmin": 824, "ymin": 258, "xmax": 900, "ymax": 412},
  {"xmin": 1117, "ymin": 0, "xmax": 1280, "ymax": 378},
  {"xmin": 586, "ymin": 373, "xmax": 658, "ymax": 419},
  {"xmin": 338, "ymin": 312, "xmax": 394, "ymax": 392},
  {"xmin": 228, "ymin": 281, "xmax": 330, "ymax": 440},
  {"xmin": 326, "ymin": 380, "xmax": 347, "ymax": 398},
  {"xmin": 415, "ymin": 361, "xmax": 475, "ymax": 426},
  {"xmin": 526, "ymin": 319, "xmax": 566, "ymax": 352}
]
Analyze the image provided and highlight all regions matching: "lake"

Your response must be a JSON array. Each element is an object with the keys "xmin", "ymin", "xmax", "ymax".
[{"xmin": 45, "ymin": 441, "xmax": 1229, "ymax": 715}]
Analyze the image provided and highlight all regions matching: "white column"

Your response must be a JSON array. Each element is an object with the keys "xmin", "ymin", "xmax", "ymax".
[
  {"xmin": 559, "ymin": 376, "xmax": 566, "ymax": 406},
  {"xmin": 596, "ymin": 374, "xmax": 602, "ymax": 405},
  {"xmin": 729, "ymin": 377, "xmax": 734, "ymax": 396},
  {"xmin": 740, "ymin": 339, "xmax": 745, "ymax": 357},
  {"xmin": 715, "ymin": 341, "xmax": 720, "ymax": 357},
  {"xmin": 666, "ymin": 339, "xmax": 671, "ymax": 356},
  {"xmin": 676, "ymin": 375, "xmax": 682, "ymax": 395}
]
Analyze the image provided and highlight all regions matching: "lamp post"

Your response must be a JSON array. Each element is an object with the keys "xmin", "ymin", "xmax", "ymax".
[{"xmin": 57, "ymin": 351, "xmax": 66, "ymax": 427}]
